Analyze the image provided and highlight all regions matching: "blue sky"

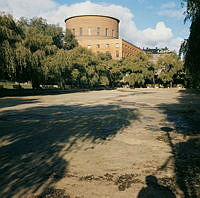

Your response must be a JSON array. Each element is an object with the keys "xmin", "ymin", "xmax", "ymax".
[{"xmin": 1, "ymin": 0, "xmax": 189, "ymax": 51}]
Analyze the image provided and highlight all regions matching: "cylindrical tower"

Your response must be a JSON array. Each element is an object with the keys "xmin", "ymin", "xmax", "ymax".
[{"xmin": 65, "ymin": 15, "xmax": 120, "ymax": 41}]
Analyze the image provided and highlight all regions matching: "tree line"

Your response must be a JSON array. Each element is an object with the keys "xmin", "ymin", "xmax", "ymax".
[{"xmin": 0, "ymin": 13, "xmax": 185, "ymax": 89}]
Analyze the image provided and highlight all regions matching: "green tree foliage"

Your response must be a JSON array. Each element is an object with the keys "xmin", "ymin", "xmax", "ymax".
[
  {"xmin": 122, "ymin": 53, "xmax": 155, "ymax": 87},
  {"xmin": 0, "ymin": 14, "xmax": 74, "ymax": 88},
  {"xmin": 63, "ymin": 28, "xmax": 78, "ymax": 50},
  {"xmin": 21, "ymin": 18, "xmax": 57, "ymax": 88},
  {"xmin": 97, "ymin": 51, "xmax": 112, "ymax": 61},
  {"xmin": 180, "ymin": 0, "xmax": 200, "ymax": 88},
  {"xmin": 43, "ymin": 47, "xmax": 97, "ymax": 88},
  {"xmin": 66, "ymin": 47, "xmax": 99, "ymax": 88},
  {"xmin": 97, "ymin": 59, "xmax": 122, "ymax": 87},
  {"xmin": 14, "ymin": 42, "xmax": 33, "ymax": 83},
  {"xmin": 43, "ymin": 46, "xmax": 124, "ymax": 89},
  {"xmin": 0, "ymin": 13, "xmax": 24, "ymax": 80},
  {"xmin": 43, "ymin": 49, "xmax": 72, "ymax": 88},
  {"xmin": 157, "ymin": 53, "xmax": 184, "ymax": 87},
  {"xmin": 1, "ymin": 13, "xmax": 187, "ymax": 90},
  {"xmin": 0, "ymin": 40, "xmax": 15, "ymax": 80}
]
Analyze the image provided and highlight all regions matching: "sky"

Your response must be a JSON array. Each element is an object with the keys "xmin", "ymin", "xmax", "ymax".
[{"xmin": 0, "ymin": 0, "xmax": 190, "ymax": 52}]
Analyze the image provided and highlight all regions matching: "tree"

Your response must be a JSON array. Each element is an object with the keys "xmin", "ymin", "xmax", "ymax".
[
  {"xmin": 0, "ymin": 14, "xmax": 80, "ymax": 88},
  {"xmin": 122, "ymin": 53, "xmax": 155, "ymax": 87},
  {"xmin": 180, "ymin": 0, "xmax": 200, "ymax": 88},
  {"xmin": 101, "ymin": 59, "xmax": 122, "ymax": 87},
  {"xmin": 43, "ymin": 49, "xmax": 71, "ymax": 88},
  {"xmin": 0, "ymin": 13, "xmax": 24, "ymax": 80},
  {"xmin": 19, "ymin": 17, "xmax": 61, "ymax": 88},
  {"xmin": 46, "ymin": 24, "xmax": 64, "ymax": 49},
  {"xmin": 97, "ymin": 51, "xmax": 112, "ymax": 61},
  {"xmin": 67, "ymin": 47, "xmax": 100, "ymax": 88},
  {"xmin": 157, "ymin": 53, "xmax": 184, "ymax": 87},
  {"xmin": 63, "ymin": 28, "xmax": 78, "ymax": 50},
  {"xmin": 14, "ymin": 42, "xmax": 33, "ymax": 83},
  {"xmin": 43, "ymin": 47, "xmax": 100, "ymax": 88}
]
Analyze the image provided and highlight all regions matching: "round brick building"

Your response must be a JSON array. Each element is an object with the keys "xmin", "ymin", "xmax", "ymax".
[{"xmin": 65, "ymin": 15, "xmax": 120, "ymax": 40}]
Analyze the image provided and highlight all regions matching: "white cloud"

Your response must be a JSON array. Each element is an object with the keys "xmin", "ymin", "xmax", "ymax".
[
  {"xmin": 42, "ymin": 1, "xmax": 136, "ymax": 30},
  {"xmin": 142, "ymin": 22, "xmax": 173, "ymax": 42},
  {"xmin": 41, "ymin": 1, "xmax": 182, "ymax": 51},
  {"xmin": 161, "ymin": 2, "xmax": 176, "ymax": 9},
  {"xmin": 146, "ymin": 37, "xmax": 183, "ymax": 52},
  {"xmin": 158, "ymin": 7, "xmax": 185, "ymax": 19},
  {"xmin": 167, "ymin": 37, "xmax": 184, "ymax": 51},
  {"xmin": 0, "ymin": 0, "xmax": 183, "ymax": 51},
  {"xmin": 0, "ymin": 0, "xmax": 58, "ymax": 19}
]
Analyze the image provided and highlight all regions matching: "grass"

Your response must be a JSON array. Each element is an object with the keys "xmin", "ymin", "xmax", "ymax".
[{"xmin": 0, "ymin": 81, "xmax": 32, "ymax": 89}]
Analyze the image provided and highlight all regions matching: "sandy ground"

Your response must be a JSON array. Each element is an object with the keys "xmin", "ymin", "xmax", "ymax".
[{"xmin": 0, "ymin": 88, "xmax": 199, "ymax": 198}]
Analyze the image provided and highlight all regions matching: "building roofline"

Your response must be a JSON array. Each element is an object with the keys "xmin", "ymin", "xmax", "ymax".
[
  {"xmin": 65, "ymin": 15, "xmax": 120, "ymax": 23},
  {"xmin": 122, "ymin": 39, "xmax": 144, "ymax": 52}
]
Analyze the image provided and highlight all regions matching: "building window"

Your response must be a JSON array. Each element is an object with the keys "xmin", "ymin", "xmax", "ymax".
[
  {"xmin": 88, "ymin": 28, "xmax": 92, "ymax": 35},
  {"xmin": 80, "ymin": 27, "xmax": 83, "ymax": 36},
  {"xmin": 116, "ymin": 50, "xmax": 119, "ymax": 57},
  {"xmin": 97, "ymin": 27, "xmax": 100, "ymax": 35},
  {"xmin": 96, "ymin": 44, "xmax": 100, "ymax": 48},
  {"xmin": 106, "ymin": 44, "xmax": 110, "ymax": 48},
  {"xmin": 112, "ymin": 29, "xmax": 114, "ymax": 37},
  {"xmin": 88, "ymin": 45, "xmax": 92, "ymax": 49},
  {"xmin": 105, "ymin": 28, "xmax": 108, "ymax": 36},
  {"xmin": 72, "ymin": 28, "xmax": 75, "ymax": 35},
  {"xmin": 116, "ymin": 43, "xmax": 120, "ymax": 48}
]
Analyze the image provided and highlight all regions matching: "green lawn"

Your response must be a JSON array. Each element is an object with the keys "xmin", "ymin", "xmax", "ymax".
[{"xmin": 0, "ymin": 82, "xmax": 32, "ymax": 89}]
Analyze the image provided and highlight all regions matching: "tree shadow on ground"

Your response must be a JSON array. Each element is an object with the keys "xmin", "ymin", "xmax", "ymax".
[
  {"xmin": 0, "ymin": 98, "xmax": 40, "ymax": 109},
  {"xmin": 158, "ymin": 89, "xmax": 200, "ymax": 198},
  {"xmin": 0, "ymin": 87, "xmax": 112, "ymax": 98},
  {"xmin": 0, "ymin": 103, "xmax": 139, "ymax": 197}
]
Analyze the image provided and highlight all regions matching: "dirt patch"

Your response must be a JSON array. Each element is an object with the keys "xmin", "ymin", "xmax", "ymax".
[{"xmin": 0, "ymin": 88, "xmax": 199, "ymax": 198}]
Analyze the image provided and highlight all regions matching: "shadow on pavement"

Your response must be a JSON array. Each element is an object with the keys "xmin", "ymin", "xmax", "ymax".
[
  {"xmin": 0, "ymin": 88, "xmax": 111, "ymax": 98},
  {"xmin": 0, "ymin": 98, "xmax": 39, "ymax": 109},
  {"xmin": 137, "ymin": 175, "xmax": 176, "ymax": 198},
  {"xmin": 0, "ymin": 103, "xmax": 139, "ymax": 197},
  {"xmin": 158, "ymin": 89, "xmax": 200, "ymax": 198}
]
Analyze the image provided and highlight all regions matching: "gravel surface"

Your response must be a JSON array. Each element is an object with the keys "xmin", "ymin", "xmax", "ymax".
[{"xmin": 0, "ymin": 88, "xmax": 199, "ymax": 198}]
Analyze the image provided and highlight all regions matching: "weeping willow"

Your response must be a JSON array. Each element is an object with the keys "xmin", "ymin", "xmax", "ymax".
[
  {"xmin": 0, "ymin": 13, "xmax": 24, "ymax": 80},
  {"xmin": 180, "ymin": 0, "xmax": 200, "ymax": 88}
]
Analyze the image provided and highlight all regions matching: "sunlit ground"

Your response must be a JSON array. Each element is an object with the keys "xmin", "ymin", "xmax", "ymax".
[{"xmin": 0, "ymin": 88, "xmax": 199, "ymax": 198}]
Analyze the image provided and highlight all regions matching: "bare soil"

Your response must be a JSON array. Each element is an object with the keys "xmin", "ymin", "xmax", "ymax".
[{"xmin": 0, "ymin": 88, "xmax": 199, "ymax": 198}]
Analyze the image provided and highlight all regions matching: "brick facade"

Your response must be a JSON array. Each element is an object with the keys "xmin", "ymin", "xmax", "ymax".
[{"xmin": 65, "ymin": 15, "xmax": 144, "ymax": 59}]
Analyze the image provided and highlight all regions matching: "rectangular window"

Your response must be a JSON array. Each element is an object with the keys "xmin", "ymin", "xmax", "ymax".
[
  {"xmin": 96, "ymin": 44, "xmax": 100, "ymax": 48},
  {"xmin": 116, "ymin": 43, "xmax": 120, "ymax": 48},
  {"xmin": 88, "ymin": 28, "xmax": 92, "ymax": 35},
  {"xmin": 105, "ymin": 28, "xmax": 108, "ymax": 36},
  {"xmin": 80, "ymin": 27, "xmax": 83, "ymax": 36},
  {"xmin": 112, "ymin": 29, "xmax": 114, "ymax": 37},
  {"xmin": 97, "ymin": 27, "xmax": 100, "ymax": 35},
  {"xmin": 116, "ymin": 50, "xmax": 119, "ymax": 57},
  {"xmin": 106, "ymin": 44, "xmax": 110, "ymax": 48},
  {"xmin": 72, "ymin": 28, "xmax": 75, "ymax": 35}
]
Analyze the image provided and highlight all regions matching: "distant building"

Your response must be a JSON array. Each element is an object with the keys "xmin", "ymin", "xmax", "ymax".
[
  {"xmin": 143, "ymin": 47, "xmax": 171, "ymax": 54},
  {"xmin": 65, "ymin": 15, "xmax": 144, "ymax": 59}
]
